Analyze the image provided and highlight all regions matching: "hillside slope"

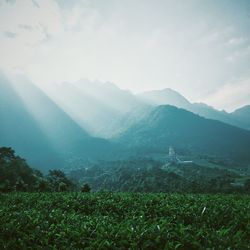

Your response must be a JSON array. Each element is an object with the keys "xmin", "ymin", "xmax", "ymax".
[
  {"xmin": 115, "ymin": 105, "xmax": 250, "ymax": 163},
  {"xmin": 0, "ymin": 73, "xmax": 118, "ymax": 170},
  {"xmin": 42, "ymin": 79, "xmax": 144, "ymax": 138},
  {"xmin": 138, "ymin": 89, "xmax": 250, "ymax": 130},
  {"xmin": 231, "ymin": 105, "xmax": 250, "ymax": 130}
]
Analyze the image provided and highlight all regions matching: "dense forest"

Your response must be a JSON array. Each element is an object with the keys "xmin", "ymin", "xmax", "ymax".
[
  {"xmin": 69, "ymin": 160, "xmax": 250, "ymax": 194},
  {"xmin": 1, "ymin": 147, "xmax": 250, "ymax": 194}
]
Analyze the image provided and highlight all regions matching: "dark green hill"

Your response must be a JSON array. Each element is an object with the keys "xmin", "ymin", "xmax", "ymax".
[
  {"xmin": 115, "ymin": 105, "xmax": 250, "ymax": 163},
  {"xmin": 138, "ymin": 88, "xmax": 250, "ymax": 131}
]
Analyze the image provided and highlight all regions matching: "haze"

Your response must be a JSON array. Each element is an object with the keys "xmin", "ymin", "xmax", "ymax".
[{"xmin": 0, "ymin": 0, "xmax": 250, "ymax": 111}]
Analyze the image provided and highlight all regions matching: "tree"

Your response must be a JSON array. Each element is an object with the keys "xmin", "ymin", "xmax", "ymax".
[
  {"xmin": 0, "ymin": 147, "xmax": 15, "ymax": 162},
  {"xmin": 59, "ymin": 182, "xmax": 67, "ymax": 192},
  {"xmin": 0, "ymin": 147, "xmax": 39, "ymax": 192},
  {"xmin": 0, "ymin": 180, "xmax": 11, "ymax": 192},
  {"xmin": 47, "ymin": 169, "xmax": 73, "ymax": 191},
  {"xmin": 244, "ymin": 179, "xmax": 250, "ymax": 192},
  {"xmin": 81, "ymin": 183, "xmax": 91, "ymax": 193},
  {"xmin": 38, "ymin": 179, "xmax": 49, "ymax": 192},
  {"xmin": 15, "ymin": 178, "xmax": 28, "ymax": 191},
  {"xmin": 0, "ymin": 147, "xmax": 77, "ymax": 192}
]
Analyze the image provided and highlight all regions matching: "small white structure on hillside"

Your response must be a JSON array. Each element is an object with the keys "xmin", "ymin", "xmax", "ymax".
[
  {"xmin": 168, "ymin": 147, "xmax": 193, "ymax": 164},
  {"xmin": 168, "ymin": 146, "xmax": 178, "ymax": 163}
]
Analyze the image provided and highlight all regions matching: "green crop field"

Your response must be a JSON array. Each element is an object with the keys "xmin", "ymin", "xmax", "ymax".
[{"xmin": 0, "ymin": 193, "xmax": 249, "ymax": 250}]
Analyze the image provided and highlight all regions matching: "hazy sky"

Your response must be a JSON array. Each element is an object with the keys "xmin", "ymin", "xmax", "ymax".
[{"xmin": 0, "ymin": 0, "xmax": 250, "ymax": 111}]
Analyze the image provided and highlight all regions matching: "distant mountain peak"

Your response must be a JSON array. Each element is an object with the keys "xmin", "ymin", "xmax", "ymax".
[
  {"xmin": 233, "ymin": 105, "xmax": 250, "ymax": 113},
  {"xmin": 137, "ymin": 88, "xmax": 191, "ymax": 108},
  {"xmin": 232, "ymin": 105, "xmax": 250, "ymax": 125},
  {"xmin": 162, "ymin": 87, "xmax": 181, "ymax": 93}
]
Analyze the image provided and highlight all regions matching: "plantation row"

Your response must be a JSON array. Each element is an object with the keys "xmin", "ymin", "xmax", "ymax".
[{"xmin": 0, "ymin": 192, "xmax": 249, "ymax": 249}]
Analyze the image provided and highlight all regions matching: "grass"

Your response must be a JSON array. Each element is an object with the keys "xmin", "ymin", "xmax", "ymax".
[{"xmin": 0, "ymin": 192, "xmax": 250, "ymax": 249}]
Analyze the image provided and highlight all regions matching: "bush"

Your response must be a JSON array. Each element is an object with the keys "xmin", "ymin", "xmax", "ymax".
[
  {"xmin": 0, "ymin": 193, "xmax": 249, "ymax": 249},
  {"xmin": 81, "ymin": 183, "xmax": 91, "ymax": 193}
]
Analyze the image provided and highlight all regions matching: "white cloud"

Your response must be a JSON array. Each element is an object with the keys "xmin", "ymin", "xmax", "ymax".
[
  {"xmin": 225, "ymin": 45, "xmax": 250, "ymax": 63},
  {"xmin": 203, "ymin": 79, "xmax": 250, "ymax": 112},
  {"xmin": 3, "ymin": 30, "xmax": 17, "ymax": 38},
  {"xmin": 0, "ymin": 0, "xmax": 63, "ymax": 71},
  {"xmin": 227, "ymin": 37, "xmax": 247, "ymax": 46},
  {"xmin": 0, "ymin": 0, "xmax": 62, "ymax": 43},
  {"xmin": 0, "ymin": 0, "xmax": 250, "ymax": 110},
  {"xmin": 61, "ymin": 1, "xmax": 100, "ymax": 31}
]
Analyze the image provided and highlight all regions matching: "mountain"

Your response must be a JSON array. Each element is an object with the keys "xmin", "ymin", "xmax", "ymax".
[
  {"xmin": 138, "ymin": 88, "xmax": 250, "ymax": 130},
  {"xmin": 231, "ymin": 105, "xmax": 250, "ymax": 130},
  {"xmin": 2, "ymin": 72, "xmax": 250, "ymax": 169},
  {"xmin": 42, "ymin": 79, "xmax": 144, "ymax": 138},
  {"xmin": 0, "ymin": 73, "xmax": 62, "ymax": 170},
  {"xmin": 115, "ymin": 105, "xmax": 250, "ymax": 163},
  {"xmin": 138, "ymin": 88, "xmax": 191, "ymax": 109},
  {"xmin": 39, "ymin": 83, "xmax": 250, "ymax": 137},
  {"xmin": 0, "ymin": 73, "xmax": 119, "ymax": 171}
]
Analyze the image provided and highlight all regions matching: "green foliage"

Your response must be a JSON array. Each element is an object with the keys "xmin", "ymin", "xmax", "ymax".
[
  {"xmin": 0, "ymin": 193, "xmax": 249, "ymax": 249},
  {"xmin": 0, "ymin": 147, "xmax": 75, "ymax": 192},
  {"xmin": 47, "ymin": 170, "xmax": 74, "ymax": 192},
  {"xmin": 81, "ymin": 183, "xmax": 91, "ymax": 193},
  {"xmin": 37, "ymin": 179, "xmax": 50, "ymax": 192},
  {"xmin": 58, "ymin": 182, "xmax": 67, "ymax": 192},
  {"xmin": 244, "ymin": 179, "xmax": 250, "ymax": 192},
  {"xmin": 0, "ymin": 147, "xmax": 41, "ymax": 192},
  {"xmin": 69, "ymin": 160, "xmax": 244, "ymax": 193}
]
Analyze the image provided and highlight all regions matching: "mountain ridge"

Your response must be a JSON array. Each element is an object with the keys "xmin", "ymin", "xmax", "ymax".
[
  {"xmin": 0, "ymin": 73, "xmax": 120, "ymax": 171},
  {"xmin": 1, "ymin": 72, "xmax": 250, "ymax": 170},
  {"xmin": 115, "ymin": 105, "xmax": 250, "ymax": 163},
  {"xmin": 138, "ymin": 88, "xmax": 250, "ymax": 131}
]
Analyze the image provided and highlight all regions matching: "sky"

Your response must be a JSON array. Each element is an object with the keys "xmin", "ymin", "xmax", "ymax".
[{"xmin": 0, "ymin": 0, "xmax": 250, "ymax": 111}]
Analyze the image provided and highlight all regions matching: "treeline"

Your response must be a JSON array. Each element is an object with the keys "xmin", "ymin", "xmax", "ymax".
[
  {"xmin": 0, "ymin": 147, "xmax": 76, "ymax": 192},
  {"xmin": 1, "ymin": 147, "xmax": 250, "ymax": 194},
  {"xmin": 69, "ymin": 160, "xmax": 250, "ymax": 194}
]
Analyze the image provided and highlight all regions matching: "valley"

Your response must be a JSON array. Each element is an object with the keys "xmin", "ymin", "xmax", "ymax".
[
  {"xmin": 1, "ymin": 1, "xmax": 250, "ymax": 249},
  {"xmin": 1, "ymin": 72, "xmax": 250, "ymax": 173}
]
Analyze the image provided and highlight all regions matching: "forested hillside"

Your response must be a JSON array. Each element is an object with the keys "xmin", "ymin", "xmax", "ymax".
[{"xmin": 116, "ymin": 105, "xmax": 250, "ymax": 164}]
